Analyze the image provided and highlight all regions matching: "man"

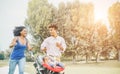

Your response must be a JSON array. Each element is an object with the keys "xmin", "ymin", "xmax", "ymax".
[{"xmin": 40, "ymin": 23, "xmax": 66, "ymax": 62}]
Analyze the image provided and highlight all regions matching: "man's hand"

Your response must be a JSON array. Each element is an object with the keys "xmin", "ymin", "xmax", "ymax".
[
  {"xmin": 41, "ymin": 47, "xmax": 47, "ymax": 55},
  {"xmin": 56, "ymin": 42, "xmax": 64, "ymax": 51},
  {"xmin": 56, "ymin": 42, "xmax": 61, "ymax": 48}
]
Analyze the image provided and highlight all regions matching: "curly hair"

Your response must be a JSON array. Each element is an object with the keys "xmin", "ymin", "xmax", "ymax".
[{"xmin": 13, "ymin": 26, "xmax": 26, "ymax": 36}]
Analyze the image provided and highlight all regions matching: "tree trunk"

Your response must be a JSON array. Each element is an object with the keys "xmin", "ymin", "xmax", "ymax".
[{"xmin": 118, "ymin": 49, "xmax": 120, "ymax": 61}]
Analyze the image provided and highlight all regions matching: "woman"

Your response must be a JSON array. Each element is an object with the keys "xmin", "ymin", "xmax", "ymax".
[{"xmin": 8, "ymin": 26, "xmax": 32, "ymax": 74}]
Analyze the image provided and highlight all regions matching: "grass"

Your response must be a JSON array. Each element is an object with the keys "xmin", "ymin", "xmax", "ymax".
[
  {"xmin": 65, "ymin": 60, "xmax": 120, "ymax": 74},
  {"xmin": 25, "ymin": 60, "xmax": 120, "ymax": 74},
  {"xmin": 0, "ymin": 60, "xmax": 9, "ymax": 67},
  {"xmin": 0, "ymin": 60, "xmax": 120, "ymax": 74}
]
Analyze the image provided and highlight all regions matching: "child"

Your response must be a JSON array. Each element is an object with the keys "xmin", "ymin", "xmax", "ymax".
[{"xmin": 43, "ymin": 56, "xmax": 64, "ymax": 68}]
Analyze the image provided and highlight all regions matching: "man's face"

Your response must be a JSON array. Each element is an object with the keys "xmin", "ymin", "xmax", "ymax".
[{"xmin": 49, "ymin": 28, "xmax": 57, "ymax": 36}]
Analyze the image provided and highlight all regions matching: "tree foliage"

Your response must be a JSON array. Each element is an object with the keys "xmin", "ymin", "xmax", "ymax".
[
  {"xmin": 108, "ymin": 2, "xmax": 120, "ymax": 60},
  {"xmin": 25, "ymin": 0, "xmax": 55, "ymax": 52},
  {"xmin": 25, "ymin": 0, "xmax": 119, "ymax": 62}
]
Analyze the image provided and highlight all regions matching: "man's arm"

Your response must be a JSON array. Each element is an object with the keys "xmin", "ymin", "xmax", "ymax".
[
  {"xmin": 41, "ymin": 47, "xmax": 47, "ymax": 54},
  {"xmin": 40, "ymin": 39, "xmax": 47, "ymax": 54},
  {"xmin": 56, "ymin": 42, "xmax": 64, "ymax": 51},
  {"xmin": 56, "ymin": 38, "xmax": 66, "ymax": 52}
]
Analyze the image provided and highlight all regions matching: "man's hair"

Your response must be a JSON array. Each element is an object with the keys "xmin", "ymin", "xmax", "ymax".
[
  {"xmin": 48, "ymin": 23, "xmax": 58, "ymax": 30},
  {"xmin": 13, "ymin": 26, "xmax": 26, "ymax": 36}
]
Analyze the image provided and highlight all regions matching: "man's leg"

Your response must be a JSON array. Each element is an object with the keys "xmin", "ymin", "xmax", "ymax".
[{"xmin": 18, "ymin": 57, "xmax": 26, "ymax": 74}]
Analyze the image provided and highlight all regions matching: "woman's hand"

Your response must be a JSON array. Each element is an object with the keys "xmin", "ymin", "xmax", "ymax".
[
  {"xmin": 9, "ymin": 37, "xmax": 17, "ymax": 48},
  {"xmin": 27, "ymin": 42, "xmax": 33, "ymax": 51}
]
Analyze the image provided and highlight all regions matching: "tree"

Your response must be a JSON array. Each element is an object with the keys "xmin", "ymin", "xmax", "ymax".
[
  {"xmin": 93, "ymin": 21, "xmax": 110, "ymax": 61},
  {"xmin": 60, "ymin": 1, "xmax": 95, "ymax": 63},
  {"xmin": 26, "ymin": 0, "xmax": 111, "ymax": 63},
  {"xmin": 25, "ymin": 0, "xmax": 55, "ymax": 52},
  {"xmin": 0, "ymin": 51, "xmax": 5, "ymax": 60},
  {"xmin": 108, "ymin": 2, "xmax": 120, "ymax": 61}
]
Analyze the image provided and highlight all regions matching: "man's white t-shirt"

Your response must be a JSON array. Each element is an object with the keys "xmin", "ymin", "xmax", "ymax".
[{"xmin": 41, "ymin": 36, "xmax": 66, "ymax": 57}]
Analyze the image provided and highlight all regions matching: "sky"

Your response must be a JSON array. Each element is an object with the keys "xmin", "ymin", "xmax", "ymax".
[
  {"xmin": 0, "ymin": 0, "xmax": 119, "ymax": 50},
  {"xmin": 0, "ymin": 0, "xmax": 28, "ymax": 50}
]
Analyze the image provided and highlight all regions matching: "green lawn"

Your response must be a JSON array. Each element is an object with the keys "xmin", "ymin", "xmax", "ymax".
[
  {"xmin": 0, "ymin": 60, "xmax": 120, "ymax": 74},
  {"xmin": 0, "ymin": 60, "xmax": 9, "ymax": 67},
  {"xmin": 65, "ymin": 61, "xmax": 120, "ymax": 74},
  {"xmin": 25, "ymin": 60, "xmax": 120, "ymax": 74}
]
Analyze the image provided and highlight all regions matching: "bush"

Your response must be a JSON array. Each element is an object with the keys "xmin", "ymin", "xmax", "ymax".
[
  {"xmin": 0, "ymin": 54, "xmax": 5, "ymax": 60},
  {"xmin": 26, "ymin": 56, "xmax": 34, "ymax": 62}
]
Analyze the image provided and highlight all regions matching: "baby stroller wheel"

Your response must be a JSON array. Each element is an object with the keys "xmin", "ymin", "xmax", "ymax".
[{"xmin": 54, "ymin": 72, "xmax": 64, "ymax": 74}]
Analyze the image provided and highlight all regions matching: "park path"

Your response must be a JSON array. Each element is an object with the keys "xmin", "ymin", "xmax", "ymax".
[{"xmin": 0, "ymin": 66, "xmax": 28, "ymax": 74}]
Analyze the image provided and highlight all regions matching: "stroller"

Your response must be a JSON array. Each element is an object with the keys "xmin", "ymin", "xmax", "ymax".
[{"xmin": 33, "ymin": 55, "xmax": 65, "ymax": 74}]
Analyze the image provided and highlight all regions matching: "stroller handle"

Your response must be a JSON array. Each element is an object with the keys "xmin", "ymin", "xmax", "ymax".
[{"xmin": 29, "ymin": 51, "xmax": 35, "ymax": 60}]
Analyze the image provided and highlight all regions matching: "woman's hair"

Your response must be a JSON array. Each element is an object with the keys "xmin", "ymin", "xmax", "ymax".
[{"xmin": 13, "ymin": 26, "xmax": 26, "ymax": 36}]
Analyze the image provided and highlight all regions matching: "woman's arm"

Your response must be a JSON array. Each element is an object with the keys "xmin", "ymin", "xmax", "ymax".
[
  {"xmin": 27, "ymin": 42, "xmax": 32, "ymax": 51},
  {"xmin": 9, "ymin": 37, "xmax": 17, "ymax": 48}
]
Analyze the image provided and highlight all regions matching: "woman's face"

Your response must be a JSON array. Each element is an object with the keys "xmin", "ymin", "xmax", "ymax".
[{"xmin": 20, "ymin": 28, "xmax": 27, "ymax": 37}]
